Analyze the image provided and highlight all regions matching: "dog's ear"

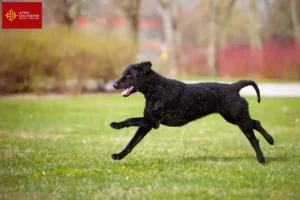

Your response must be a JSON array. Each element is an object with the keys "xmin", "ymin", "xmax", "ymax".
[
  {"xmin": 142, "ymin": 61, "xmax": 152, "ymax": 67},
  {"xmin": 140, "ymin": 61, "xmax": 152, "ymax": 72},
  {"xmin": 132, "ymin": 61, "xmax": 152, "ymax": 73}
]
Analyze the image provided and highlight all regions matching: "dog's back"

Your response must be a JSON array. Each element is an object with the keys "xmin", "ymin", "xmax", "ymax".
[{"xmin": 146, "ymin": 76, "xmax": 260, "ymax": 124}]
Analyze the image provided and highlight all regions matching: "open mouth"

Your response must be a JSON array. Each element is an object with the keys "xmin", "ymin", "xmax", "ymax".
[{"xmin": 121, "ymin": 86, "xmax": 134, "ymax": 96}]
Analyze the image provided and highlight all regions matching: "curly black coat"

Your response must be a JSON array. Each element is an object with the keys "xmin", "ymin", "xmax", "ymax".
[{"xmin": 110, "ymin": 61, "xmax": 274, "ymax": 164}]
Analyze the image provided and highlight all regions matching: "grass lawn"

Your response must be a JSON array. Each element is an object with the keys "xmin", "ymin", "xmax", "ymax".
[{"xmin": 0, "ymin": 94, "xmax": 299, "ymax": 200}]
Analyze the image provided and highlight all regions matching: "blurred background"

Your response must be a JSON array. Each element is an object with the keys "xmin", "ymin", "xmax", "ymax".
[{"xmin": 0, "ymin": 0, "xmax": 299, "ymax": 95}]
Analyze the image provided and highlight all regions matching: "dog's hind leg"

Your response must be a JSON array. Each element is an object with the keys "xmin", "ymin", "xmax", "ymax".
[
  {"xmin": 221, "ymin": 112, "xmax": 266, "ymax": 164},
  {"xmin": 232, "ymin": 98, "xmax": 266, "ymax": 164},
  {"xmin": 111, "ymin": 126, "xmax": 151, "ymax": 160},
  {"xmin": 252, "ymin": 120, "xmax": 274, "ymax": 145},
  {"xmin": 223, "ymin": 97, "xmax": 266, "ymax": 164},
  {"xmin": 220, "ymin": 113, "xmax": 237, "ymax": 125},
  {"xmin": 221, "ymin": 114, "xmax": 264, "ymax": 162},
  {"xmin": 237, "ymin": 119, "xmax": 265, "ymax": 164},
  {"xmin": 221, "ymin": 114, "xmax": 274, "ymax": 146}
]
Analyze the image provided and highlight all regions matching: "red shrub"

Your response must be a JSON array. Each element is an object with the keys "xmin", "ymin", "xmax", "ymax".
[
  {"xmin": 219, "ymin": 40, "xmax": 300, "ymax": 80},
  {"xmin": 180, "ymin": 40, "xmax": 300, "ymax": 80}
]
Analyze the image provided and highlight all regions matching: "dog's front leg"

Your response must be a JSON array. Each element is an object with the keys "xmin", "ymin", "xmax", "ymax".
[
  {"xmin": 111, "ymin": 126, "xmax": 152, "ymax": 160},
  {"xmin": 110, "ymin": 117, "xmax": 150, "ymax": 129},
  {"xmin": 146, "ymin": 101, "xmax": 165, "ymax": 129}
]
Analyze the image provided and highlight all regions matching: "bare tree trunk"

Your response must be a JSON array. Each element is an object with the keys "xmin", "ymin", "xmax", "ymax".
[
  {"xmin": 44, "ymin": 0, "xmax": 82, "ymax": 28},
  {"xmin": 251, "ymin": 0, "xmax": 263, "ymax": 74},
  {"xmin": 207, "ymin": 0, "xmax": 220, "ymax": 76},
  {"xmin": 290, "ymin": 0, "xmax": 300, "ymax": 40},
  {"xmin": 172, "ymin": 0, "xmax": 180, "ymax": 76},
  {"xmin": 262, "ymin": 0, "xmax": 270, "ymax": 23},
  {"xmin": 207, "ymin": 0, "xmax": 237, "ymax": 77},
  {"xmin": 247, "ymin": 0, "xmax": 263, "ymax": 49},
  {"xmin": 159, "ymin": 0, "xmax": 179, "ymax": 78},
  {"xmin": 123, "ymin": 0, "xmax": 140, "ymax": 51},
  {"xmin": 126, "ymin": 10, "xmax": 139, "ymax": 47},
  {"xmin": 0, "ymin": 1, "xmax": 2, "ymax": 29},
  {"xmin": 116, "ymin": 0, "xmax": 141, "ymax": 60}
]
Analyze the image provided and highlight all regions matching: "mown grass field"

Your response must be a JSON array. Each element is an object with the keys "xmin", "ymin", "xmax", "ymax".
[{"xmin": 0, "ymin": 94, "xmax": 299, "ymax": 200}]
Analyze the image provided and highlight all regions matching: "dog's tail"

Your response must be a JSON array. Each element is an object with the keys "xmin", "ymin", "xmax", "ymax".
[{"xmin": 232, "ymin": 80, "xmax": 261, "ymax": 103}]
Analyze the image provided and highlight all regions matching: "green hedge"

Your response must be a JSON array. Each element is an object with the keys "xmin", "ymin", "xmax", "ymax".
[{"xmin": 0, "ymin": 28, "xmax": 135, "ymax": 94}]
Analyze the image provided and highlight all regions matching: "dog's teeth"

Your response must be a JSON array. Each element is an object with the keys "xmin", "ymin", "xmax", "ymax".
[
  {"xmin": 121, "ymin": 86, "xmax": 133, "ymax": 96},
  {"xmin": 122, "ymin": 89, "xmax": 127, "ymax": 95}
]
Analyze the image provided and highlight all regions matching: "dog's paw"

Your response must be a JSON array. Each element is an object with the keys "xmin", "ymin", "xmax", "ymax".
[
  {"xmin": 258, "ymin": 156, "xmax": 266, "ymax": 164},
  {"xmin": 110, "ymin": 122, "xmax": 123, "ymax": 129},
  {"xmin": 266, "ymin": 136, "xmax": 274, "ymax": 145},
  {"xmin": 153, "ymin": 121, "xmax": 160, "ymax": 129},
  {"xmin": 111, "ymin": 153, "xmax": 123, "ymax": 160}
]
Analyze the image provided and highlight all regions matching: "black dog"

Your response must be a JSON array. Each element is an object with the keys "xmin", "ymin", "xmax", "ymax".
[{"xmin": 110, "ymin": 61, "xmax": 274, "ymax": 164}]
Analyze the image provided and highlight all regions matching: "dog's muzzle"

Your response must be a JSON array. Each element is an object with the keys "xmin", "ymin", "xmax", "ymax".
[{"xmin": 113, "ymin": 83, "xmax": 119, "ymax": 89}]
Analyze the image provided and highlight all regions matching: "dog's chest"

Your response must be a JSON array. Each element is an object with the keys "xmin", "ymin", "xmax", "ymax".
[{"xmin": 144, "ymin": 99, "xmax": 160, "ymax": 112}]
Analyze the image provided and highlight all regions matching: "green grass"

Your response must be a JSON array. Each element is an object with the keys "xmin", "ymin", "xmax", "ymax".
[{"xmin": 0, "ymin": 94, "xmax": 300, "ymax": 200}]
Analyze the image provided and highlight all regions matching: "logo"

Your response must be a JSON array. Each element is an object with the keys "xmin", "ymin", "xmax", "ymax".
[
  {"xmin": 5, "ymin": 9, "xmax": 18, "ymax": 22},
  {"xmin": 2, "ymin": 2, "xmax": 42, "ymax": 29}
]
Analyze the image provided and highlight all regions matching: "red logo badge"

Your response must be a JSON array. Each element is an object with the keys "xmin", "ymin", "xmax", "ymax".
[{"xmin": 2, "ymin": 2, "xmax": 42, "ymax": 29}]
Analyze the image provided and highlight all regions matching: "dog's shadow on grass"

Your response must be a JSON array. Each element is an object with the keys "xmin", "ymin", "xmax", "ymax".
[
  {"xmin": 119, "ymin": 154, "xmax": 290, "ymax": 170},
  {"xmin": 183, "ymin": 155, "xmax": 253, "ymax": 162},
  {"xmin": 110, "ymin": 154, "xmax": 291, "ymax": 169},
  {"xmin": 264, "ymin": 155, "xmax": 293, "ymax": 163},
  {"xmin": 180, "ymin": 154, "xmax": 291, "ymax": 164}
]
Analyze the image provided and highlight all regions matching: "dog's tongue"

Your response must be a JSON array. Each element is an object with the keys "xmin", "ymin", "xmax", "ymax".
[{"xmin": 122, "ymin": 86, "xmax": 133, "ymax": 96}]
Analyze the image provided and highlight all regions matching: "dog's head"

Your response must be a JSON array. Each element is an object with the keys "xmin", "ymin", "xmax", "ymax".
[{"xmin": 113, "ymin": 61, "xmax": 152, "ymax": 97}]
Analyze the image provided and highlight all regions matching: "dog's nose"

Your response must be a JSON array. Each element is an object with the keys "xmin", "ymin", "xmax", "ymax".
[{"xmin": 113, "ymin": 83, "xmax": 118, "ymax": 89}]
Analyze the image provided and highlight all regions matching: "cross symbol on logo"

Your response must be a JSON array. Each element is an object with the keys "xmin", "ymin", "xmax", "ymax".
[{"xmin": 5, "ymin": 9, "xmax": 18, "ymax": 22}]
